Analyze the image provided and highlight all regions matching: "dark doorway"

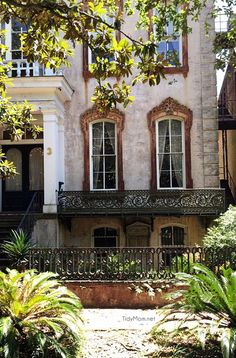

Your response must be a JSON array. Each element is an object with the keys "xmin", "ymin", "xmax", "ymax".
[{"xmin": 2, "ymin": 144, "xmax": 43, "ymax": 211}]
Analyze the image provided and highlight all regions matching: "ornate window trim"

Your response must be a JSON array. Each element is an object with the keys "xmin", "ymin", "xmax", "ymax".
[
  {"xmin": 81, "ymin": 107, "xmax": 125, "ymax": 190},
  {"xmin": 147, "ymin": 97, "xmax": 193, "ymax": 190}
]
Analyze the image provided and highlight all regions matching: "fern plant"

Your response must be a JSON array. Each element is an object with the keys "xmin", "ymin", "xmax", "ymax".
[
  {"xmin": 0, "ymin": 269, "xmax": 83, "ymax": 358},
  {"xmin": 1, "ymin": 229, "xmax": 33, "ymax": 270}
]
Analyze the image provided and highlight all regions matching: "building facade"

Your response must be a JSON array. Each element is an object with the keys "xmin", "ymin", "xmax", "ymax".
[{"xmin": 0, "ymin": 8, "xmax": 225, "ymax": 250}]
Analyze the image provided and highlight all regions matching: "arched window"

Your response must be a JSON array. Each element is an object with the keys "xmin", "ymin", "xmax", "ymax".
[
  {"xmin": 160, "ymin": 226, "xmax": 185, "ymax": 246},
  {"xmin": 81, "ymin": 107, "xmax": 124, "ymax": 190},
  {"xmin": 90, "ymin": 121, "xmax": 117, "ymax": 190},
  {"xmin": 93, "ymin": 227, "xmax": 117, "ymax": 247},
  {"xmin": 148, "ymin": 97, "xmax": 193, "ymax": 190},
  {"xmin": 156, "ymin": 119, "xmax": 184, "ymax": 188},
  {"xmin": 5, "ymin": 148, "xmax": 22, "ymax": 191},
  {"xmin": 29, "ymin": 147, "xmax": 44, "ymax": 190}
]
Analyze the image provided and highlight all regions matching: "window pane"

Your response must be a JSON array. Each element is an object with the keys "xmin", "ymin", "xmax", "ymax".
[
  {"xmin": 104, "ymin": 122, "xmax": 115, "ymax": 138},
  {"xmin": 93, "ymin": 156, "xmax": 103, "ymax": 172},
  {"xmin": 159, "ymin": 170, "xmax": 171, "ymax": 187},
  {"xmin": 161, "ymin": 227, "xmax": 172, "ymax": 246},
  {"xmin": 94, "ymin": 227, "xmax": 117, "ymax": 247},
  {"xmin": 5, "ymin": 149, "xmax": 22, "ymax": 191},
  {"xmin": 92, "ymin": 122, "xmax": 103, "ymax": 138},
  {"xmin": 12, "ymin": 51, "xmax": 21, "ymax": 60},
  {"xmin": 173, "ymin": 227, "xmax": 184, "ymax": 246},
  {"xmin": 105, "ymin": 172, "xmax": 116, "ymax": 189},
  {"xmin": 93, "ymin": 172, "xmax": 103, "ymax": 189},
  {"xmin": 94, "ymin": 228, "xmax": 106, "ymax": 236},
  {"xmin": 172, "ymin": 171, "xmax": 183, "ymax": 187},
  {"xmin": 159, "ymin": 120, "xmax": 169, "ymax": 136},
  {"xmin": 29, "ymin": 148, "xmax": 44, "ymax": 190},
  {"xmin": 157, "ymin": 42, "xmax": 166, "ymax": 57},
  {"xmin": 93, "ymin": 138, "xmax": 103, "ymax": 155},
  {"xmin": 171, "ymin": 119, "xmax": 182, "ymax": 135},
  {"xmin": 159, "ymin": 154, "xmax": 170, "ymax": 170},
  {"xmin": 12, "ymin": 19, "xmax": 21, "ymax": 32},
  {"xmin": 171, "ymin": 154, "xmax": 182, "ymax": 170},
  {"xmin": 105, "ymin": 156, "xmax": 116, "ymax": 172},
  {"xmin": 12, "ymin": 33, "xmax": 21, "ymax": 50},
  {"xmin": 171, "ymin": 136, "xmax": 182, "ymax": 152},
  {"xmin": 104, "ymin": 138, "xmax": 115, "ymax": 154}
]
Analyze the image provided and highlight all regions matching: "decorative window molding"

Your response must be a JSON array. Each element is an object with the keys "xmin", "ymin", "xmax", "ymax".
[
  {"xmin": 147, "ymin": 97, "xmax": 193, "ymax": 190},
  {"xmin": 81, "ymin": 107, "xmax": 125, "ymax": 190}
]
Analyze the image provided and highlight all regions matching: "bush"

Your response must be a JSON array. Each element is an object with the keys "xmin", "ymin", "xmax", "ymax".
[
  {"xmin": 1, "ymin": 229, "xmax": 33, "ymax": 270},
  {"xmin": 203, "ymin": 205, "xmax": 236, "ymax": 249},
  {"xmin": 0, "ymin": 269, "xmax": 83, "ymax": 358}
]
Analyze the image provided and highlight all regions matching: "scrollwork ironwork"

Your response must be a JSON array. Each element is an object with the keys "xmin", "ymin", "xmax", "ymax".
[{"xmin": 57, "ymin": 189, "xmax": 225, "ymax": 215}]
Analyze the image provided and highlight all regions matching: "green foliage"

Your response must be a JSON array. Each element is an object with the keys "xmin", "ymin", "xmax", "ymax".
[
  {"xmin": 203, "ymin": 205, "xmax": 236, "ymax": 249},
  {"xmin": 153, "ymin": 263, "xmax": 236, "ymax": 358},
  {"xmin": 1, "ymin": 229, "xmax": 33, "ymax": 270},
  {"xmin": 0, "ymin": 269, "xmax": 83, "ymax": 358},
  {"xmin": 0, "ymin": 0, "xmax": 235, "ymax": 176}
]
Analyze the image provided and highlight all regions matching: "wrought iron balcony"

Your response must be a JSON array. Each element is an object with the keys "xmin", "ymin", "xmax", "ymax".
[
  {"xmin": 57, "ymin": 189, "xmax": 225, "ymax": 216},
  {"xmin": 218, "ymin": 100, "xmax": 236, "ymax": 130},
  {"xmin": 6, "ymin": 59, "xmax": 63, "ymax": 78},
  {"xmin": 29, "ymin": 246, "xmax": 236, "ymax": 281}
]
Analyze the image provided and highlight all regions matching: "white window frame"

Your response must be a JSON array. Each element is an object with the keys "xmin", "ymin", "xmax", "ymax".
[
  {"xmin": 89, "ymin": 120, "xmax": 118, "ymax": 191},
  {"xmin": 156, "ymin": 118, "xmax": 185, "ymax": 189}
]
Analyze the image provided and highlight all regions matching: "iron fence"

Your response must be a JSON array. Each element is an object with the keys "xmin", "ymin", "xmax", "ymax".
[{"xmin": 29, "ymin": 247, "xmax": 236, "ymax": 281}]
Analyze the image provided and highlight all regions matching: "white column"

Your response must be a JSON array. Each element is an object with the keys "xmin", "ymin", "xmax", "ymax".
[
  {"xmin": 58, "ymin": 118, "xmax": 65, "ymax": 188},
  {"xmin": 43, "ymin": 110, "xmax": 60, "ymax": 213}
]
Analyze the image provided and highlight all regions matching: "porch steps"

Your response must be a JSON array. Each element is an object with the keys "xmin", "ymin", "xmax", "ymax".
[{"xmin": 0, "ymin": 212, "xmax": 24, "ymax": 270}]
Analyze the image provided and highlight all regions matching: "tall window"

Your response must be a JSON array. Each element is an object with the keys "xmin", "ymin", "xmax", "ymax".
[
  {"xmin": 90, "ymin": 121, "xmax": 117, "ymax": 190},
  {"xmin": 157, "ymin": 21, "xmax": 182, "ymax": 66},
  {"xmin": 11, "ymin": 19, "xmax": 28, "ymax": 60},
  {"xmin": 156, "ymin": 119, "xmax": 184, "ymax": 188},
  {"xmin": 93, "ymin": 227, "xmax": 117, "ymax": 247},
  {"xmin": 161, "ymin": 226, "xmax": 185, "ymax": 246}
]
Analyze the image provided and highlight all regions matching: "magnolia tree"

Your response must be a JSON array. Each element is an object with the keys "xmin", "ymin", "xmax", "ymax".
[{"xmin": 0, "ymin": 0, "xmax": 235, "ymax": 177}]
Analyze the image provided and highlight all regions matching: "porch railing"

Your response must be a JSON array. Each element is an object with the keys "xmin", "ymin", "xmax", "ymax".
[
  {"xmin": 7, "ymin": 59, "xmax": 63, "ymax": 78},
  {"xmin": 29, "ymin": 247, "xmax": 236, "ymax": 281},
  {"xmin": 57, "ymin": 189, "xmax": 225, "ymax": 216},
  {"xmin": 17, "ymin": 191, "xmax": 44, "ymax": 235}
]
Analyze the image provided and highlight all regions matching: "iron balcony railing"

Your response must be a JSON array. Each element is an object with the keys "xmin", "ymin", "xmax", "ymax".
[
  {"xmin": 57, "ymin": 189, "xmax": 225, "ymax": 216},
  {"xmin": 29, "ymin": 246, "xmax": 236, "ymax": 281},
  {"xmin": 6, "ymin": 59, "xmax": 63, "ymax": 78},
  {"xmin": 218, "ymin": 100, "xmax": 236, "ymax": 121}
]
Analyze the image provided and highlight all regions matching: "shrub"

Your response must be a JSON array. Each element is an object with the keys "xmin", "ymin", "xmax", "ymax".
[
  {"xmin": 0, "ymin": 269, "xmax": 83, "ymax": 358},
  {"xmin": 153, "ymin": 263, "xmax": 236, "ymax": 358},
  {"xmin": 1, "ymin": 229, "xmax": 33, "ymax": 270},
  {"xmin": 203, "ymin": 205, "xmax": 236, "ymax": 249}
]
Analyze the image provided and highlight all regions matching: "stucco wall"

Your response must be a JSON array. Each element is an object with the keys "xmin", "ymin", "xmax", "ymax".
[
  {"xmin": 63, "ymin": 216, "xmax": 206, "ymax": 247},
  {"xmin": 63, "ymin": 8, "xmax": 218, "ymax": 191}
]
